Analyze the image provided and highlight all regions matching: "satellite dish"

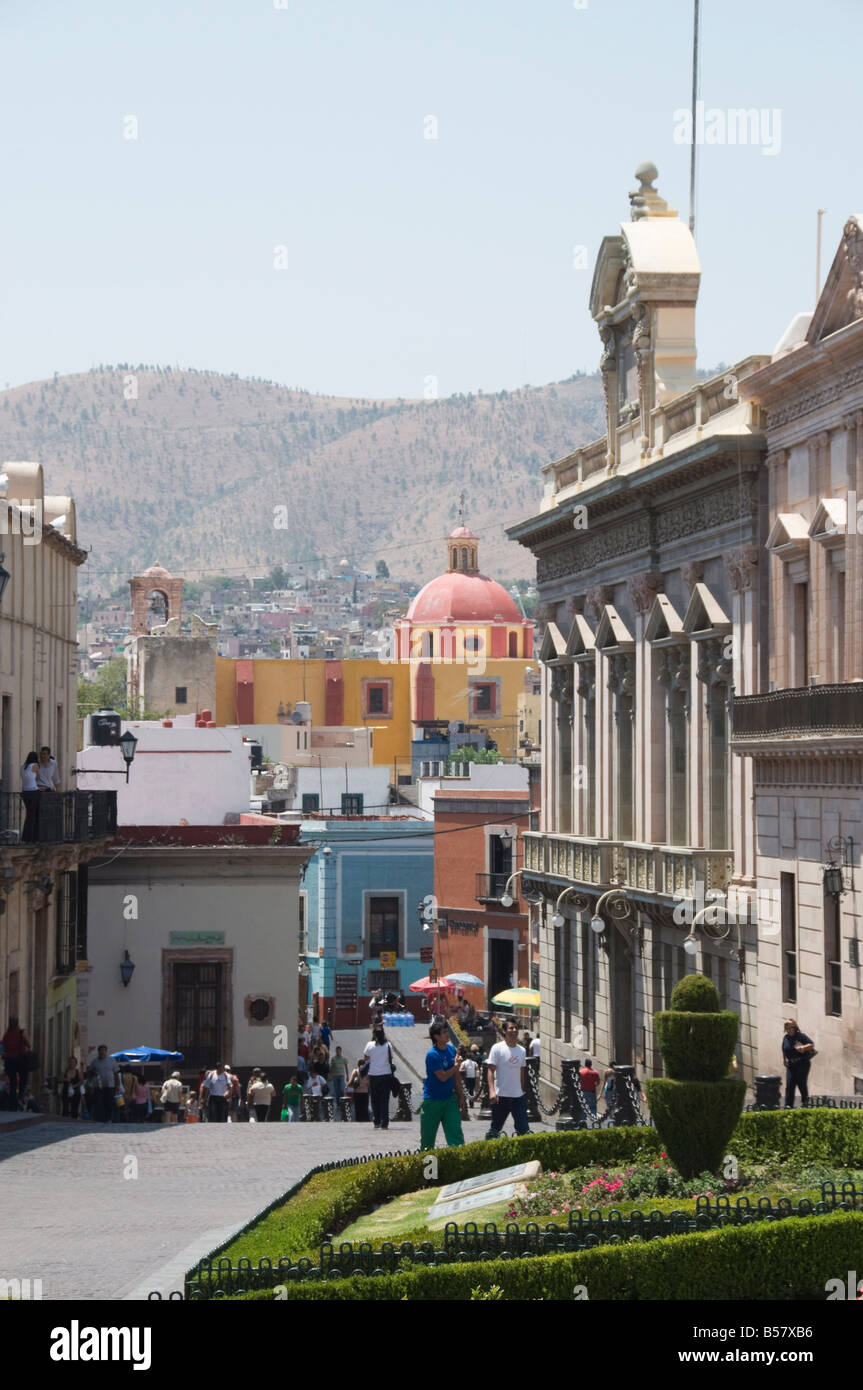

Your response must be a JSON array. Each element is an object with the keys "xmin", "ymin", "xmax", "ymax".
[{"xmin": 290, "ymin": 710, "xmax": 304, "ymax": 724}]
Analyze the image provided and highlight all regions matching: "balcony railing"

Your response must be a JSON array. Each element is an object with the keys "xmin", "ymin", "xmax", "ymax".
[
  {"xmin": 0, "ymin": 791, "xmax": 118, "ymax": 845},
  {"xmin": 475, "ymin": 872, "xmax": 512, "ymax": 903},
  {"xmin": 523, "ymin": 832, "xmax": 620, "ymax": 886},
  {"xmin": 624, "ymin": 843, "xmax": 734, "ymax": 898},
  {"xmin": 523, "ymin": 831, "xmax": 732, "ymax": 899},
  {"xmin": 732, "ymin": 685, "xmax": 863, "ymax": 738}
]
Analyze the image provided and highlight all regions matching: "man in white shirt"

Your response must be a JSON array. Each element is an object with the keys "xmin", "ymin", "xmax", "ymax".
[
  {"xmin": 201, "ymin": 1063, "xmax": 231, "ymax": 1122},
  {"xmin": 36, "ymin": 747, "xmax": 61, "ymax": 792},
  {"xmin": 486, "ymin": 1020, "xmax": 531, "ymax": 1139},
  {"xmin": 529, "ymin": 1035, "xmax": 541, "ymax": 1059}
]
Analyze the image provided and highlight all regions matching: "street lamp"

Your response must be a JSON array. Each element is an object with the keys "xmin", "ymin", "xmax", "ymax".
[
  {"xmin": 120, "ymin": 950, "xmax": 135, "ymax": 987},
  {"xmin": 552, "ymin": 885, "xmax": 592, "ymax": 929},
  {"xmin": 500, "ymin": 869, "xmax": 543, "ymax": 908},
  {"xmin": 119, "ymin": 730, "xmax": 138, "ymax": 781}
]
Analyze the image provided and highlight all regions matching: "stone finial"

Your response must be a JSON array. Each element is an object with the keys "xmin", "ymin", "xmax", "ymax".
[{"xmin": 629, "ymin": 162, "xmax": 678, "ymax": 221}]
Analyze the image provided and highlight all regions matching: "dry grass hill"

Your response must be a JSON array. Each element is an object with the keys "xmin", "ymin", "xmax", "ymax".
[{"xmin": 0, "ymin": 366, "xmax": 605, "ymax": 589}]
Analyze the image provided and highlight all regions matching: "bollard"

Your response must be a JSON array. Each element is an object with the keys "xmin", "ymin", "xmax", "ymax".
[
  {"xmin": 612, "ymin": 1064, "xmax": 637, "ymax": 1126},
  {"xmin": 754, "ymin": 1074, "xmax": 782, "ymax": 1110},
  {"xmin": 396, "ymin": 1082, "xmax": 413, "ymax": 1122},
  {"xmin": 555, "ymin": 1059, "xmax": 582, "ymax": 1131}
]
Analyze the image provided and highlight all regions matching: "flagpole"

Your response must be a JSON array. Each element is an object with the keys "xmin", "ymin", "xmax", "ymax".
[{"xmin": 689, "ymin": 0, "xmax": 700, "ymax": 236}]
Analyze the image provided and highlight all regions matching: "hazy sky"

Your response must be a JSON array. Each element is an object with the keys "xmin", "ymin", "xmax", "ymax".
[{"xmin": 0, "ymin": 0, "xmax": 859, "ymax": 398}]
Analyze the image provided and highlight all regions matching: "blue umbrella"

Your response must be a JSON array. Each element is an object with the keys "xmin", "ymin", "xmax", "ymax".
[
  {"xmin": 446, "ymin": 972, "xmax": 484, "ymax": 987},
  {"xmin": 111, "ymin": 1046, "xmax": 185, "ymax": 1065}
]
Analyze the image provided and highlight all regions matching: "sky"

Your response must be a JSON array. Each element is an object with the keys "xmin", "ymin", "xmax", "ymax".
[{"xmin": 0, "ymin": 0, "xmax": 860, "ymax": 399}]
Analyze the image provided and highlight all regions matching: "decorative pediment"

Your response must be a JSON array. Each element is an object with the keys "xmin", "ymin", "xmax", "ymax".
[
  {"xmin": 807, "ymin": 215, "xmax": 863, "ymax": 343},
  {"xmin": 538, "ymin": 622, "xmax": 567, "ymax": 664},
  {"xmin": 766, "ymin": 512, "xmax": 810, "ymax": 560},
  {"xmin": 682, "ymin": 583, "xmax": 731, "ymax": 638},
  {"xmin": 809, "ymin": 498, "xmax": 846, "ymax": 547},
  {"xmin": 594, "ymin": 604, "xmax": 634, "ymax": 651},
  {"xmin": 565, "ymin": 613, "xmax": 596, "ymax": 658},
  {"xmin": 644, "ymin": 593, "xmax": 686, "ymax": 645},
  {"xmin": 589, "ymin": 236, "xmax": 628, "ymax": 321}
]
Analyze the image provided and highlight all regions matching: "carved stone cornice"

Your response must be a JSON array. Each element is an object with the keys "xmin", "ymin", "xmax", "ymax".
[
  {"xmin": 585, "ymin": 584, "xmax": 615, "ymax": 624},
  {"xmin": 658, "ymin": 647, "xmax": 690, "ymax": 696},
  {"xmin": 726, "ymin": 546, "xmax": 759, "ymax": 593},
  {"xmin": 843, "ymin": 410, "xmax": 863, "ymax": 431},
  {"xmin": 629, "ymin": 572, "xmax": 662, "ymax": 616},
  {"xmin": 765, "ymin": 449, "xmax": 789, "ymax": 470},
  {"xmin": 567, "ymin": 594, "xmax": 586, "ymax": 616},
  {"xmin": 550, "ymin": 665, "xmax": 574, "ymax": 707},
  {"xmin": 767, "ymin": 359, "xmax": 863, "ymax": 429},
  {"xmin": 607, "ymin": 652, "xmax": 635, "ymax": 697},
  {"xmin": 655, "ymin": 482, "xmax": 758, "ymax": 546},
  {"xmin": 696, "ymin": 635, "xmax": 732, "ymax": 686},
  {"xmin": 576, "ymin": 663, "xmax": 596, "ymax": 700}
]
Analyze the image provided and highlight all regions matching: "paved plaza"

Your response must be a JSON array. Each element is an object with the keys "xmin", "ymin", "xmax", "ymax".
[{"xmin": 0, "ymin": 1099, "xmax": 539, "ymax": 1301}]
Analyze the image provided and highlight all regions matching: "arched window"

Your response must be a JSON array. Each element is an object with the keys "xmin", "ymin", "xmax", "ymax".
[
  {"xmin": 461, "ymin": 547, "xmax": 468, "ymax": 569},
  {"xmin": 508, "ymin": 632, "xmax": 518, "ymax": 657}
]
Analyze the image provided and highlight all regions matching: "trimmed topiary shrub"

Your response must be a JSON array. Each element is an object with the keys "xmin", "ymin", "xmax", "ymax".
[
  {"xmin": 654, "ymin": 1011, "xmax": 739, "ymax": 1081},
  {"xmin": 669, "ymin": 971, "xmax": 720, "ymax": 1013},
  {"xmin": 647, "ymin": 972, "xmax": 746, "ymax": 1177},
  {"xmin": 646, "ymin": 1077, "xmax": 747, "ymax": 1177}
]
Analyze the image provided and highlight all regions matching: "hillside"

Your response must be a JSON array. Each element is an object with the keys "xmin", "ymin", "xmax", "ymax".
[{"xmin": 0, "ymin": 366, "xmax": 605, "ymax": 589}]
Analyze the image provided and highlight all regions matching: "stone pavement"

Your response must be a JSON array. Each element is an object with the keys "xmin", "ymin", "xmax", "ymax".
[{"xmin": 0, "ymin": 1103, "xmax": 546, "ymax": 1302}]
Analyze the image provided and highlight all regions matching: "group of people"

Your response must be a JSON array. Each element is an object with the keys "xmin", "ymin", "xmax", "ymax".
[
  {"xmin": 19, "ymin": 747, "xmax": 61, "ymax": 842},
  {"xmin": 421, "ymin": 1017, "xmax": 538, "ymax": 1149}
]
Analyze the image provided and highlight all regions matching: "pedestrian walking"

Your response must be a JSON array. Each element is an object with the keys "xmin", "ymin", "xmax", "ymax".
[
  {"xmin": 132, "ymin": 1074, "xmax": 149, "ymax": 1122},
  {"xmin": 602, "ymin": 1060, "xmax": 617, "ymax": 1117},
  {"xmin": 348, "ymin": 1058, "xmax": 370, "ymax": 1121},
  {"xmin": 529, "ymin": 1034, "xmax": 541, "ymax": 1059},
  {"xmin": 88, "ymin": 1045, "xmax": 120, "ymax": 1123},
  {"xmin": 783, "ymin": 1018, "xmax": 816, "ymax": 1108},
  {"xmin": 461, "ymin": 1048, "xmax": 477, "ymax": 1101},
  {"xmin": 2, "ymin": 1016, "xmax": 32, "ymax": 1112},
  {"xmin": 578, "ymin": 1057, "xmax": 600, "ymax": 1116},
  {"xmin": 485, "ymin": 1019, "xmax": 531, "ymax": 1139},
  {"xmin": 20, "ymin": 752, "xmax": 41, "ymax": 842},
  {"xmin": 319, "ymin": 1016, "xmax": 333, "ymax": 1050},
  {"xmin": 328, "ymin": 1045, "xmax": 349, "ymax": 1119},
  {"xmin": 201, "ymin": 1063, "xmax": 231, "ymax": 1122},
  {"xmin": 363, "ymin": 1023, "xmax": 397, "ymax": 1130},
  {"xmin": 248, "ymin": 1072, "xmax": 275, "ymax": 1122},
  {"xmin": 310, "ymin": 1041, "xmax": 329, "ymax": 1078},
  {"xmin": 160, "ymin": 1071, "xmax": 184, "ymax": 1124},
  {"xmin": 225, "ymin": 1065, "xmax": 242, "ymax": 1122},
  {"xmin": 281, "ymin": 1076, "xmax": 303, "ymax": 1122},
  {"xmin": 420, "ymin": 1021, "xmax": 465, "ymax": 1150},
  {"xmin": 61, "ymin": 1055, "xmax": 82, "ymax": 1120}
]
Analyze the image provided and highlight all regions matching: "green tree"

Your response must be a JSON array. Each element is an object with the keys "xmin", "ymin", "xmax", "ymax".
[
  {"xmin": 77, "ymin": 657, "xmax": 168, "ymax": 722},
  {"xmin": 376, "ymin": 559, "xmax": 390, "ymax": 579},
  {"xmin": 268, "ymin": 565, "xmax": 289, "ymax": 590}
]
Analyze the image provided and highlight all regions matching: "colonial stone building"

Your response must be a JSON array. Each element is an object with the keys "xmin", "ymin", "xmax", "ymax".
[
  {"xmin": 508, "ymin": 165, "xmax": 769, "ymax": 1088},
  {"xmin": 0, "ymin": 461, "xmax": 116, "ymax": 1097},
  {"xmin": 734, "ymin": 216, "xmax": 863, "ymax": 1095}
]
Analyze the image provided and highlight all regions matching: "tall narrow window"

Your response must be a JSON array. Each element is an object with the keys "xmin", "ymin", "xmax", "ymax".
[
  {"xmin": 781, "ymin": 872, "xmax": 797, "ymax": 1004},
  {"xmin": 669, "ymin": 688, "xmax": 688, "ymax": 845},
  {"xmin": 368, "ymin": 896, "xmax": 400, "ymax": 958},
  {"xmin": 824, "ymin": 887, "xmax": 841, "ymax": 1016},
  {"xmin": 793, "ymin": 583, "xmax": 809, "ymax": 686},
  {"xmin": 616, "ymin": 691, "xmax": 634, "ymax": 841},
  {"xmin": 708, "ymin": 683, "xmax": 730, "ymax": 848},
  {"xmin": 562, "ymin": 918, "xmax": 572, "ymax": 1043},
  {"xmin": 835, "ymin": 571, "xmax": 846, "ymax": 683}
]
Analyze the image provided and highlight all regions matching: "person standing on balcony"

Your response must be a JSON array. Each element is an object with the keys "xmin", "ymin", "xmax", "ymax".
[
  {"xmin": 20, "ymin": 752, "xmax": 40, "ymax": 842},
  {"xmin": 36, "ymin": 747, "xmax": 61, "ymax": 792}
]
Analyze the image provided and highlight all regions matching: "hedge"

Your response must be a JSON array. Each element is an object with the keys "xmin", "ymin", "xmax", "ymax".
[
  {"xmin": 209, "ymin": 1128, "xmax": 662, "ymax": 1268},
  {"xmin": 234, "ymin": 1210, "xmax": 863, "ymax": 1301},
  {"xmin": 653, "ymin": 1011, "xmax": 739, "ymax": 1081},
  {"xmin": 197, "ymin": 1110, "xmax": 863, "ymax": 1281}
]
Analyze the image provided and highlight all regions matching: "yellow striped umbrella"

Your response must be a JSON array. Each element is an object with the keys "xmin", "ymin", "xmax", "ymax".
[{"xmin": 490, "ymin": 988, "xmax": 540, "ymax": 1009}]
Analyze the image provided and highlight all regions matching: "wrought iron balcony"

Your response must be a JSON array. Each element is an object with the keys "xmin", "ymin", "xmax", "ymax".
[
  {"xmin": 732, "ymin": 685, "xmax": 863, "ymax": 739},
  {"xmin": 475, "ymin": 872, "xmax": 512, "ymax": 903},
  {"xmin": 0, "ymin": 791, "xmax": 118, "ymax": 846}
]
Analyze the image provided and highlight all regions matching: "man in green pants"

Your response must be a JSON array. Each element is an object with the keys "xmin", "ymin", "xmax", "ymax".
[{"xmin": 420, "ymin": 1020, "xmax": 465, "ymax": 1150}]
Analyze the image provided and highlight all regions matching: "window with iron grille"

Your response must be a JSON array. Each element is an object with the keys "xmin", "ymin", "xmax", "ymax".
[
  {"xmin": 175, "ymin": 686, "xmax": 188, "ymax": 705},
  {"xmin": 368, "ymin": 969, "xmax": 400, "ymax": 991},
  {"xmin": 824, "ymin": 888, "xmax": 841, "ymax": 1016},
  {"xmin": 55, "ymin": 870, "xmax": 86, "ymax": 975},
  {"xmin": 341, "ymin": 793, "xmax": 363, "ymax": 815},
  {"xmin": 781, "ymin": 872, "xmax": 797, "ymax": 1004},
  {"xmin": 301, "ymin": 793, "xmax": 320, "ymax": 813},
  {"xmin": 368, "ymin": 895, "xmax": 400, "ymax": 957}
]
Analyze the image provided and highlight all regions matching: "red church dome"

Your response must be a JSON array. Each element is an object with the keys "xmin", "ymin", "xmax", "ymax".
[{"xmin": 406, "ymin": 571, "xmax": 522, "ymax": 624}]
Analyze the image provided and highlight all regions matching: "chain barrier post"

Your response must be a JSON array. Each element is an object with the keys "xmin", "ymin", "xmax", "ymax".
[
  {"xmin": 555, "ymin": 1059, "xmax": 581, "ymax": 1130},
  {"xmin": 612, "ymin": 1064, "xmax": 638, "ymax": 1126},
  {"xmin": 525, "ymin": 1056, "xmax": 541, "ymax": 1122},
  {"xmin": 396, "ymin": 1082, "xmax": 413, "ymax": 1122},
  {"xmin": 477, "ymin": 1062, "xmax": 494, "ymax": 1123}
]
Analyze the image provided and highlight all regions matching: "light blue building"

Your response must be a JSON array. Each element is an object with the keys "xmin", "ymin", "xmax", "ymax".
[{"xmin": 300, "ymin": 818, "xmax": 434, "ymax": 1028}]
